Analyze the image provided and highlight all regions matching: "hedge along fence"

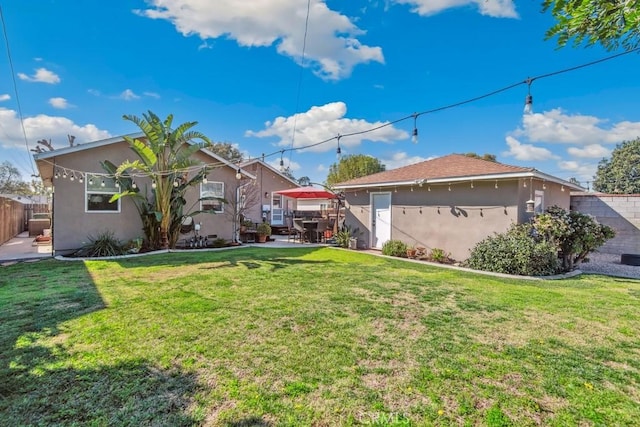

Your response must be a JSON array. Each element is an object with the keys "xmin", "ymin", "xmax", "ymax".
[{"xmin": 0, "ymin": 197, "xmax": 49, "ymax": 246}]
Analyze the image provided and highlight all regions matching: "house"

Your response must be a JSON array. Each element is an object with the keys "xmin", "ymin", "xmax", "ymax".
[
  {"xmin": 33, "ymin": 133, "xmax": 261, "ymax": 254},
  {"xmin": 332, "ymin": 154, "xmax": 583, "ymax": 261},
  {"xmin": 237, "ymin": 158, "xmax": 300, "ymax": 228}
]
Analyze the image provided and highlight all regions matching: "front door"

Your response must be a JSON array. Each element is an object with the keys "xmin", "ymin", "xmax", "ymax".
[{"xmin": 371, "ymin": 192, "xmax": 391, "ymax": 249}]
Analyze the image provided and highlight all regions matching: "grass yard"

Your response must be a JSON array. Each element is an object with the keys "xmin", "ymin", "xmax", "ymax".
[{"xmin": 1, "ymin": 247, "xmax": 639, "ymax": 426}]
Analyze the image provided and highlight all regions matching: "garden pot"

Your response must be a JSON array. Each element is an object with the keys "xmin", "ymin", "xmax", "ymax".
[{"xmin": 257, "ymin": 234, "xmax": 268, "ymax": 243}]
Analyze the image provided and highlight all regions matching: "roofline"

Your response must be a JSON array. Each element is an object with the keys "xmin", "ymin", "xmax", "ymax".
[
  {"xmin": 33, "ymin": 132, "xmax": 145, "ymax": 160},
  {"xmin": 239, "ymin": 158, "xmax": 300, "ymax": 187},
  {"xmin": 33, "ymin": 132, "xmax": 256, "ymax": 180},
  {"xmin": 333, "ymin": 171, "xmax": 584, "ymax": 191}
]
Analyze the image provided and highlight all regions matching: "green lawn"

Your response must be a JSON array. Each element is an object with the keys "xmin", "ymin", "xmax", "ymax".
[{"xmin": 1, "ymin": 247, "xmax": 639, "ymax": 426}]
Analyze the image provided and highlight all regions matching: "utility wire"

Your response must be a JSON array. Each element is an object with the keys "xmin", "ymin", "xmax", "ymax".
[{"xmin": 0, "ymin": 4, "xmax": 37, "ymax": 177}]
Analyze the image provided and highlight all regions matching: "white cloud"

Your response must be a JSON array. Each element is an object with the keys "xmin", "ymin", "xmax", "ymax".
[
  {"xmin": 118, "ymin": 89, "xmax": 140, "ymax": 100},
  {"xmin": 268, "ymin": 158, "xmax": 301, "ymax": 172},
  {"xmin": 143, "ymin": 91, "xmax": 161, "ymax": 99},
  {"xmin": 88, "ymin": 89, "xmax": 101, "ymax": 96},
  {"xmin": 393, "ymin": 0, "xmax": 518, "ymax": 18},
  {"xmin": 135, "ymin": 0, "xmax": 384, "ymax": 80},
  {"xmin": 557, "ymin": 160, "xmax": 598, "ymax": 182},
  {"xmin": 246, "ymin": 102, "xmax": 408, "ymax": 152},
  {"xmin": 0, "ymin": 108, "xmax": 111, "ymax": 150},
  {"xmin": 17, "ymin": 67, "xmax": 61, "ymax": 84},
  {"xmin": 513, "ymin": 109, "xmax": 640, "ymax": 145},
  {"xmin": 48, "ymin": 97, "xmax": 72, "ymax": 109},
  {"xmin": 381, "ymin": 151, "xmax": 432, "ymax": 170},
  {"xmin": 316, "ymin": 164, "xmax": 327, "ymax": 172},
  {"xmin": 502, "ymin": 136, "xmax": 558, "ymax": 161},
  {"xmin": 567, "ymin": 144, "xmax": 611, "ymax": 159},
  {"xmin": 0, "ymin": 94, "xmax": 10, "ymax": 102}
]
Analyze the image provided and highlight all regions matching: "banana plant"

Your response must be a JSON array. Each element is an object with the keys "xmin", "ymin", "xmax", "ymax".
[{"xmin": 107, "ymin": 111, "xmax": 212, "ymax": 249}]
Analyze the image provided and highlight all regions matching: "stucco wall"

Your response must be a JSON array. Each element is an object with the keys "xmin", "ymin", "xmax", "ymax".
[
  {"xmin": 344, "ymin": 178, "xmax": 573, "ymax": 262},
  {"xmin": 570, "ymin": 193, "xmax": 640, "ymax": 255},
  {"xmin": 241, "ymin": 162, "xmax": 298, "ymax": 223},
  {"xmin": 47, "ymin": 143, "xmax": 242, "ymax": 253}
]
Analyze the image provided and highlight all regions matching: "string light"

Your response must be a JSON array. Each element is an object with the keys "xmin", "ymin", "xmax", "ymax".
[
  {"xmin": 524, "ymin": 77, "xmax": 533, "ymax": 114},
  {"xmin": 173, "ymin": 179, "xmax": 179, "ymax": 187},
  {"xmin": 495, "ymin": 180, "xmax": 499, "ymax": 189},
  {"xmin": 236, "ymin": 168, "xmax": 242, "ymax": 180},
  {"xmin": 78, "ymin": 174, "xmax": 83, "ymax": 184},
  {"xmin": 448, "ymin": 183, "xmax": 451, "ymax": 191},
  {"xmin": 101, "ymin": 180, "xmax": 106, "ymax": 187},
  {"xmin": 470, "ymin": 181, "xmax": 474, "ymax": 189},
  {"xmin": 69, "ymin": 173, "xmax": 75, "ymax": 182},
  {"xmin": 30, "ymin": 51, "xmax": 640, "ymax": 187},
  {"xmin": 152, "ymin": 180, "xmax": 157, "ymax": 189},
  {"xmin": 132, "ymin": 181, "xmax": 137, "ymax": 189},
  {"xmin": 336, "ymin": 135, "xmax": 342, "ymax": 157},
  {"xmin": 411, "ymin": 112, "xmax": 418, "ymax": 144}
]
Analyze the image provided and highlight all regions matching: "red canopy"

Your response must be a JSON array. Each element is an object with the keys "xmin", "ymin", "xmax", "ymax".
[{"xmin": 275, "ymin": 186, "xmax": 337, "ymax": 199}]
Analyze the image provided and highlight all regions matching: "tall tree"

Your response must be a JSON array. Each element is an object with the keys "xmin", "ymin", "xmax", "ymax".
[
  {"xmin": 543, "ymin": 0, "xmax": 640, "ymax": 51},
  {"xmin": 326, "ymin": 154, "xmax": 385, "ymax": 186},
  {"xmin": 111, "ymin": 111, "xmax": 212, "ymax": 249},
  {"xmin": 209, "ymin": 142, "xmax": 243, "ymax": 163},
  {"xmin": 463, "ymin": 152, "xmax": 497, "ymax": 162},
  {"xmin": 593, "ymin": 138, "xmax": 640, "ymax": 194},
  {"xmin": 0, "ymin": 161, "xmax": 32, "ymax": 195}
]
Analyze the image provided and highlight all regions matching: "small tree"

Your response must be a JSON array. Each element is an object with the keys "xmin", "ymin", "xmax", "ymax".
[
  {"xmin": 209, "ymin": 142, "xmax": 243, "ymax": 163},
  {"xmin": 0, "ymin": 161, "xmax": 32, "ymax": 195},
  {"xmin": 533, "ymin": 206, "xmax": 615, "ymax": 271},
  {"xmin": 110, "ymin": 111, "xmax": 212, "ymax": 249},
  {"xmin": 326, "ymin": 154, "xmax": 385, "ymax": 186}
]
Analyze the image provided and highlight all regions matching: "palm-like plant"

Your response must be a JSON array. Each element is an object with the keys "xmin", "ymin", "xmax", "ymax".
[{"xmin": 111, "ymin": 111, "xmax": 211, "ymax": 249}]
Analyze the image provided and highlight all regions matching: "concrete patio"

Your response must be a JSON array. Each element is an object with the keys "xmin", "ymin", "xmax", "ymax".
[{"xmin": 0, "ymin": 231, "xmax": 53, "ymax": 264}]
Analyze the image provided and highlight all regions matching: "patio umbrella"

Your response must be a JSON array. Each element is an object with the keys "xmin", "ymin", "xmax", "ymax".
[{"xmin": 275, "ymin": 186, "xmax": 337, "ymax": 199}]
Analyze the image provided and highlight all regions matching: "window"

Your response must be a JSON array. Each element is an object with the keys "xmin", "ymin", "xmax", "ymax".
[
  {"xmin": 86, "ymin": 174, "xmax": 120, "ymax": 212},
  {"xmin": 201, "ymin": 181, "xmax": 224, "ymax": 213}
]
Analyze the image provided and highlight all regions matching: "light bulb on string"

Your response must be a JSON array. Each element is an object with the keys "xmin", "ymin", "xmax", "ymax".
[
  {"xmin": 70, "ymin": 174, "xmax": 75, "ymax": 182},
  {"xmin": 132, "ymin": 181, "xmax": 137, "ymax": 189},
  {"xmin": 524, "ymin": 77, "xmax": 533, "ymax": 114},
  {"xmin": 54, "ymin": 170, "xmax": 60, "ymax": 179},
  {"xmin": 173, "ymin": 179, "xmax": 179, "ymax": 187},
  {"xmin": 89, "ymin": 177, "xmax": 93, "ymax": 185},
  {"xmin": 411, "ymin": 113, "xmax": 419, "ymax": 144},
  {"xmin": 152, "ymin": 180, "xmax": 157, "ymax": 189},
  {"xmin": 101, "ymin": 180, "xmax": 106, "ymax": 188},
  {"xmin": 78, "ymin": 174, "xmax": 84, "ymax": 184},
  {"xmin": 279, "ymin": 150, "xmax": 285, "ymax": 171},
  {"xmin": 236, "ymin": 168, "xmax": 242, "ymax": 180},
  {"xmin": 62, "ymin": 170, "xmax": 67, "ymax": 179},
  {"xmin": 336, "ymin": 135, "xmax": 342, "ymax": 158},
  {"xmin": 495, "ymin": 180, "xmax": 499, "ymax": 189}
]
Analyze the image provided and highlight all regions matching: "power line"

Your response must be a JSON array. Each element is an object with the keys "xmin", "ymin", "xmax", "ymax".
[{"xmin": 0, "ymin": 4, "xmax": 36, "ymax": 177}]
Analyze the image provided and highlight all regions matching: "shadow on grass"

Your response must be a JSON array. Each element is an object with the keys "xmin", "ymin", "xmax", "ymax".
[
  {"xmin": 0, "ymin": 260, "xmax": 201, "ymax": 426},
  {"xmin": 226, "ymin": 416, "xmax": 273, "ymax": 427}
]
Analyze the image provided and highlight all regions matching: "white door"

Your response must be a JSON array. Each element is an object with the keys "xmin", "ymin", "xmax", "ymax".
[
  {"xmin": 271, "ymin": 194, "xmax": 284, "ymax": 225},
  {"xmin": 371, "ymin": 193, "xmax": 391, "ymax": 249}
]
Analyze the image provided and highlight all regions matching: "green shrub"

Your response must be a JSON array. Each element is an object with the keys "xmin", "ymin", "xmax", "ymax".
[
  {"xmin": 429, "ymin": 248, "xmax": 449, "ymax": 263},
  {"xmin": 382, "ymin": 240, "xmax": 408, "ymax": 257},
  {"xmin": 74, "ymin": 231, "xmax": 127, "ymax": 258},
  {"xmin": 533, "ymin": 206, "xmax": 615, "ymax": 271},
  {"xmin": 466, "ymin": 224, "xmax": 560, "ymax": 276},
  {"xmin": 257, "ymin": 222, "xmax": 272, "ymax": 236}
]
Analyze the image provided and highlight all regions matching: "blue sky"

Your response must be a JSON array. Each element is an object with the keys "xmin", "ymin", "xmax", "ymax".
[{"xmin": 1, "ymin": 0, "xmax": 639, "ymax": 187}]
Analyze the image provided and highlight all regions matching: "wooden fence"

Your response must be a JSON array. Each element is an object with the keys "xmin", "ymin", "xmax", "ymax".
[{"xmin": 0, "ymin": 197, "xmax": 49, "ymax": 246}]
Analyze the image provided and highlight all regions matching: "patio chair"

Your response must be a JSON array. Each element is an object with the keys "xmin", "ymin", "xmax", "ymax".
[
  {"xmin": 314, "ymin": 219, "xmax": 330, "ymax": 242},
  {"xmin": 291, "ymin": 218, "xmax": 308, "ymax": 243}
]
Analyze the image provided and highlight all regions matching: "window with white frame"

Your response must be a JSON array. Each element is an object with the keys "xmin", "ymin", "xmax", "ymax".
[
  {"xmin": 86, "ymin": 174, "xmax": 120, "ymax": 212},
  {"xmin": 201, "ymin": 181, "xmax": 224, "ymax": 213}
]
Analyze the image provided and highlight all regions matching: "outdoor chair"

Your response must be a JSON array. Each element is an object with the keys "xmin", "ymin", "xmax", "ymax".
[
  {"xmin": 314, "ymin": 219, "xmax": 330, "ymax": 242},
  {"xmin": 292, "ymin": 218, "xmax": 308, "ymax": 243}
]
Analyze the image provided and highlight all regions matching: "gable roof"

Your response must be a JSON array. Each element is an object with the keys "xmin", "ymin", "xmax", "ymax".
[
  {"xmin": 33, "ymin": 133, "xmax": 256, "ymax": 183},
  {"xmin": 239, "ymin": 158, "xmax": 300, "ymax": 187},
  {"xmin": 333, "ymin": 154, "xmax": 583, "ymax": 190}
]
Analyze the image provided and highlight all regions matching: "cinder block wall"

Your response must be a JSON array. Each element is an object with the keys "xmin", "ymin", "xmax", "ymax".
[{"xmin": 571, "ymin": 193, "xmax": 640, "ymax": 255}]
